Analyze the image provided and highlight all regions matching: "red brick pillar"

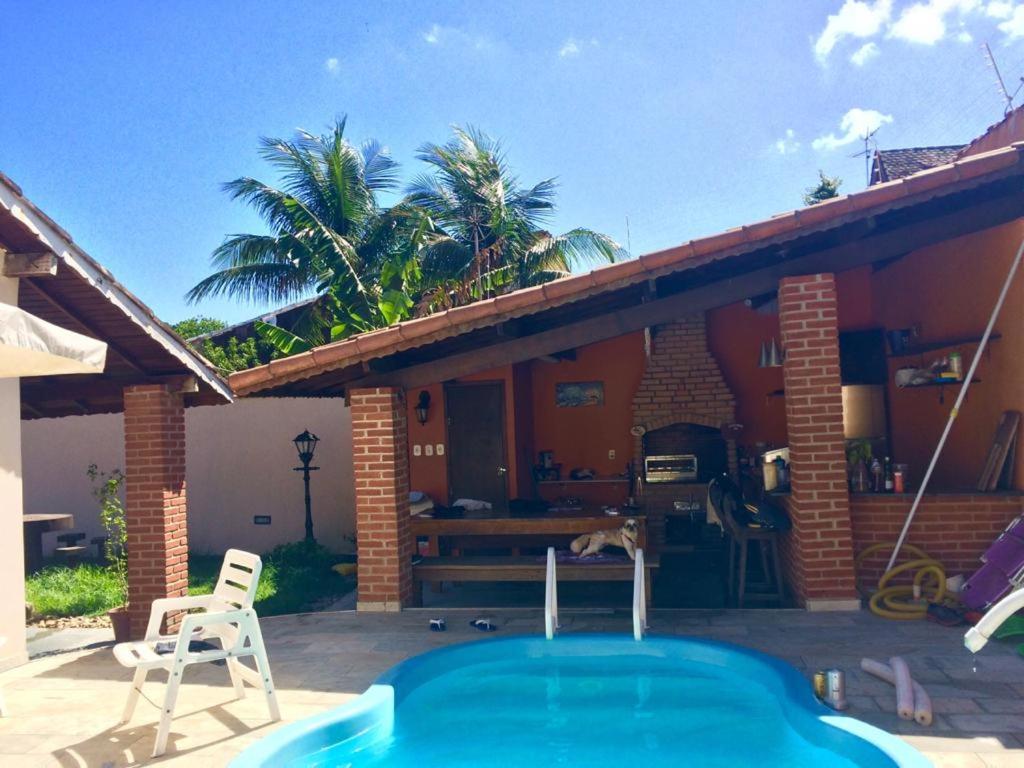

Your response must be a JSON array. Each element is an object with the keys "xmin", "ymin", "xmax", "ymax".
[
  {"xmin": 778, "ymin": 274, "xmax": 858, "ymax": 610},
  {"xmin": 350, "ymin": 387, "xmax": 413, "ymax": 611},
  {"xmin": 123, "ymin": 384, "xmax": 188, "ymax": 639}
]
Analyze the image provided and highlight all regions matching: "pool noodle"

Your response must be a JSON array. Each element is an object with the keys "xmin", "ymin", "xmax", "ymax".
[{"xmin": 860, "ymin": 658, "xmax": 932, "ymax": 726}]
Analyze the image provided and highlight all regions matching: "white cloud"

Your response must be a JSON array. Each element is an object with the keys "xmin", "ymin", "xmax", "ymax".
[
  {"xmin": 812, "ymin": 108, "xmax": 894, "ymax": 151},
  {"xmin": 774, "ymin": 129, "xmax": 801, "ymax": 155},
  {"xmin": 559, "ymin": 39, "xmax": 581, "ymax": 57},
  {"xmin": 986, "ymin": 1, "xmax": 1014, "ymax": 18},
  {"xmin": 814, "ymin": 0, "xmax": 893, "ymax": 62},
  {"xmin": 421, "ymin": 23, "xmax": 493, "ymax": 51},
  {"xmin": 324, "ymin": 57, "xmax": 340, "ymax": 74},
  {"xmin": 957, "ymin": 28, "xmax": 975, "ymax": 40},
  {"xmin": 999, "ymin": 5, "xmax": 1024, "ymax": 36},
  {"xmin": 888, "ymin": 1, "xmax": 983, "ymax": 45},
  {"xmin": 850, "ymin": 41, "xmax": 881, "ymax": 65},
  {"xmin": 558, "ymin": 37, "xmax": 599, "ymax": 58}
]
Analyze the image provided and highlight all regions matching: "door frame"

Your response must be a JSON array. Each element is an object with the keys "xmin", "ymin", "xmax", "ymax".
[{"xmin": 443, "ymin": 380, "xmax": 509, "ymax": 507}]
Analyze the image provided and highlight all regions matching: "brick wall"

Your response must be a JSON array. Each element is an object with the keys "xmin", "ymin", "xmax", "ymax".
[
  {"xmin": 631, "ymin": 314, "xmax": 737, "ymax": 547},
  {"xmin": 123, "ymin": 384, "xmax": 188, "ymax": 639},
  {"xmin": 778, "ymin": 274, "xmax": 858, "ymax": 606},
  {"xmin": 350, "ymin": 387, "xmax": 413, "ymax": 611},
  {"xmin": 851, "ymin": 494, "xmax": 1023, "ymax": 586}
]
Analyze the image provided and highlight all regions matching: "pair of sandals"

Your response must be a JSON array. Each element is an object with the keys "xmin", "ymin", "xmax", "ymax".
[{"xmin": 429, "ymin": 617, "xmax": 497, "ymax": 632}]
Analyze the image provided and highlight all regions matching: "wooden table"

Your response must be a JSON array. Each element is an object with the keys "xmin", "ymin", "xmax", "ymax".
[
  {"xmin": 23, "ymin": 513, "xmax": 74, "ymax": 573},
  {"xmin": 412, "ymin": 508, "xmax": 648, "ymax": 556}
]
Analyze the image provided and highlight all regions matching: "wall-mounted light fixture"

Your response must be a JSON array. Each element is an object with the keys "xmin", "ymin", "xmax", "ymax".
[
  {"xmin": 758, "ymin": 338, "xmax": 784, "ymax": 368},
  {"xmin": 415, "ymin": 390, "xmax": 431, "ymax": 425}
]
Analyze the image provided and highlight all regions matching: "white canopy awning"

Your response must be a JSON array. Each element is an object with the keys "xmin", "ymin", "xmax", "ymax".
[{"xmin": 0, "ymin": 303, "xmax": 107, "ymax": 378}]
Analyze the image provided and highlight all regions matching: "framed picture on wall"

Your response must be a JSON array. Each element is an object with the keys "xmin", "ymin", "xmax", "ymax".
[{"xmin": 555, "ymin": 381, "xmax": 604, "ymax": 407}]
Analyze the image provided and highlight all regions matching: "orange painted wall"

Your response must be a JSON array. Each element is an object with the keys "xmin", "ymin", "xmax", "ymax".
[
  {"xmin": 530, "ymin": 332, "xmax": 646, "ymax": 478},
  {"xmin": 706, "ymin": 266, "xmax": 877, "ymax": 452},
  {"xmin": 707, "ymin": 303, "xmax": 786, "ymax": 448},
  {"xmin": 407, "ymin": 364, "xmax": 525, "ymax": 503},
  {"xmin": 872, "ymin": 219, "xmax": 1024, "ymax": 490}
]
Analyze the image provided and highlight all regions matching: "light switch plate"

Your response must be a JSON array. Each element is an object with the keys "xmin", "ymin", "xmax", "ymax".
[
  {"xmin": 425, "ymin": 444, "xmax": 434, "ymax": 456},
  {"xmin": 436, "ymin": 444, "xmax": 445, "ymax": 456},
  {"xmin": 413, "ymin": 444, "xmax": 422, "ymax": 456},
  {"xmin": 608, "ymin": 449, "xmax": 616, "ymax": 460}
]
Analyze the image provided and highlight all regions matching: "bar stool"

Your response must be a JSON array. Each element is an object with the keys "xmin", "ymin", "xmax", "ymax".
[{"xmin": 708, "ymin": 479, "xmax": 785, "ymax": 607}]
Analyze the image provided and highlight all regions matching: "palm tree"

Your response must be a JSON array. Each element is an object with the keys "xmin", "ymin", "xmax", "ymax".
[
  {"xmin": 186, "ymin": 118, "xmax": 416, "ymax": 346},
  {"xmin": 405, "ymin": 127, "xmax": 622, "ymax": 313}
]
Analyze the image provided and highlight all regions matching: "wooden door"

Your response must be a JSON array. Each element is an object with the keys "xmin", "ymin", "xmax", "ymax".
[{"xmin": 445, "ymin": 382, "xmax": 508, "ymax": 511}]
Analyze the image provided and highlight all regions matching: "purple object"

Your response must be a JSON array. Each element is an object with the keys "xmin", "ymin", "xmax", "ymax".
[{"xmin": 961, "ymin": 516, "xmax": 1024, "ymax": 611}]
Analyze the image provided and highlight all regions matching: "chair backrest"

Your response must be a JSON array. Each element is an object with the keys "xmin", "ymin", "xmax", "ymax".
[{"xmin": 211, "ymin": 549, "xmax": 263, "ymax": 613}]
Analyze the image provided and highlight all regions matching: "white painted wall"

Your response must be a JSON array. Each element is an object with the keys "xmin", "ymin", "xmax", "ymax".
[
  {"xmin": 21, "ymin": 398, "xmax": 355, "ymax": 557},
  {"xmin": 1, "ymin": 276, "xmax": 28, "ymax": 671}
]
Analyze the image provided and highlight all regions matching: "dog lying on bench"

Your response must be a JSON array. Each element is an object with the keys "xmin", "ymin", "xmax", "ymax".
[{"xmin": 570, "ymin": 518, "xmax": 639, "ymax": 560}]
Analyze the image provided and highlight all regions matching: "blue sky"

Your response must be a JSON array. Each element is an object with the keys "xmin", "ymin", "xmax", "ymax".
[{"xmin": 2, "ymin": 1, "xmax": 1024, "ymax": 325}]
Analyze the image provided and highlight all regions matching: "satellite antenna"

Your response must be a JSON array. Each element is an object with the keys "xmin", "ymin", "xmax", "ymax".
[
  {"xmin": 850, "ymin": 127, "xmax": 881, "ymax": 186},
  {"xmin": 983, "ymin": 42, "xmax": 1024, "ymax": 115}
]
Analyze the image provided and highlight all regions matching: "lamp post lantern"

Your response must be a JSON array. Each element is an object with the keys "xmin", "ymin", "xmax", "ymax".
[{"xmin": 293, "ymin": 429, "xmax": 320, "ymax": 543}]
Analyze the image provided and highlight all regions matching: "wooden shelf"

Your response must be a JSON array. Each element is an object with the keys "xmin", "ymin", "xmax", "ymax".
[
  {"xmin": 536, "ymin": 477, "xmax": 630, "ymax": 485},
  {"xmin": 899, "ymin": 378, "xmax": 980, "ymax": 389},
  {"xmin": 888, "ymin": 333, "xmax": 1001, "ymax": 358}
]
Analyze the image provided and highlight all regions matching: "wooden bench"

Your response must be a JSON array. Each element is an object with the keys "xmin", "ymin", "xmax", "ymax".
[{"xmin": 411, "ymin": 554, "xmax": 659, "ymax": 608}]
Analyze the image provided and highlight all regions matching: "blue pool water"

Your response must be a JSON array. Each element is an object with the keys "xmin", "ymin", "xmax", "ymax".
[{"xmin": 232, "ymin": 635, "xmax": 929, "ymax": 768}]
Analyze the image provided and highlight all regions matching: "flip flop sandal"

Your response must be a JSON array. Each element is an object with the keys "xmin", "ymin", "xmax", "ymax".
[
  {"xmin": 429, "ymin": 618, "xmax": 447, "ymax": 632},
  {"xmin": 926, "ymin": 603, "xmax": 965, "ymax": 627},
  {"xmin": 470, "ymin": 618, "xmax": 497, "ymax": 632}
]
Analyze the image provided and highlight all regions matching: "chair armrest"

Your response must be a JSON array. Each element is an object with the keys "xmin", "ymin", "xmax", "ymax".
[
  {"xmin": 173, "ymin": 608, "xmax": 258, "ymax": 654},
  {"xmin": 144, "ymin": 595, "xmax": 214, "ymax": 640}
]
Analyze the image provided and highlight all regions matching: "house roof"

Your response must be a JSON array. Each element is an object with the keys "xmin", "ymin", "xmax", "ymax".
[
  {"xmin": 0, "ymin": 172, "xmax": 232, "ymax": 418},
  {"xmin": 871, "ymin": 145, "xmax": 967, "ymax": 185},
  {"xmin": 230, "ymin": 142, "xmax": 1024, "ymax": 398}
]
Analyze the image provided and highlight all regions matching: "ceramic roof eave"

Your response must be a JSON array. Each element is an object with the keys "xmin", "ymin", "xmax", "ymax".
[
  {"xmin": 229, "ymin": 142, "xmax": 1024, "ymax": 397},
  {"xmin": 0, "ymin": 174, "xmax": 233, "ymax": 403}
]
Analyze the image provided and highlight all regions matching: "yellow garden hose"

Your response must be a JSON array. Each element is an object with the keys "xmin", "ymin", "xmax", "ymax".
[{"xmin": 856, "ymin": 543, "xmax": 949, "ymax": 620}]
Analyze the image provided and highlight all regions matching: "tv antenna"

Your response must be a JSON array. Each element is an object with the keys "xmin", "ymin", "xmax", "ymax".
[
  {"xmin": 850, "ymin": 127, "xmax": 880, "ymax": 186},
  {"xmin": 625, "ymin": 215, "xmax": 632, "ymax": 254},
  {"xmin": 983, "ymin": 42, "xmax": 1024, "ymax": 115}
]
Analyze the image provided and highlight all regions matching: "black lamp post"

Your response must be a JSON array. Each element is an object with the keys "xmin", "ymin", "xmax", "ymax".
[{"xmin": 293, "ymin": 429, "xmax": 320, "ymax": 543}]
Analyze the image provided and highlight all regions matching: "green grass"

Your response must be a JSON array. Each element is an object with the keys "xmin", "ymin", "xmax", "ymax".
[
  {"xmin": 26, "ymin": 542, "xmax": 356, "ymax": 619},
  {"xmin": 25, "ymin": 563, "xmax": 123, "ymax": 617}
]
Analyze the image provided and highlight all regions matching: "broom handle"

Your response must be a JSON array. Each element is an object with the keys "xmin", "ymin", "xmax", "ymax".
[{"xmin": 885, "ymin": 236, "xmax": 1024, "ymax": 574}]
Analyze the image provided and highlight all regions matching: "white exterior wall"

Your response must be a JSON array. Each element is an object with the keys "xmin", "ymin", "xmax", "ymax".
[
  {"xmin": 0, "ymin": 276, "xmax": 28, "ymax": 671},
  {"xmin": 21, "ymin": 398, "xmax": 355, "ymax": 557}
]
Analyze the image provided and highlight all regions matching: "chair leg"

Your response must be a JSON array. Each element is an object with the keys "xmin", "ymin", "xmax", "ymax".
[
  {"xmin": 227, "ymin": 658, "xmax": 246, "ymax": 700},
  {"xmin": 737, "ymin": 539, "xmax": 748, "ymax": 609},
  {"xmin": 727, "ymin": 538, "xmax": 736, "ymax": 599},
  {"xmin": 759, "ymin": 541, "xmax": 770, "ymax": 584},
  {"xmin": 153, "ymin": 661, "xmax": 185, "ymax": 758},
  {"xmin": 121, "ymin": 667, "xmax": 147, "ymax": 723},
  {"xmin": 244, "ymin": 615, "xmax": 281, "ymax": 722},
  {"xmin": 771, "ymin": 538, "xmax": 785, "ymax": 603}
]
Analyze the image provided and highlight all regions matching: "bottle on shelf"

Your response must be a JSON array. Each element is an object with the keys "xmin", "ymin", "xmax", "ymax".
[
  {"xmin": 884, "ymin": 456, "xmax": 894, "ymax": 493},
  {"xmin": 870, "ymin": 457, "xmax": 883, "ymax": 493}
]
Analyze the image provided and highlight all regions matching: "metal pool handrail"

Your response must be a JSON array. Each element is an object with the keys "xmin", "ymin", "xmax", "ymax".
[
  {"xmin": 633, "ymin": 549, "xmax": 648, "ymax": 640},
  {"xmin": 545, "ymin": 547, "xmax": 560, "ymax": 639}
]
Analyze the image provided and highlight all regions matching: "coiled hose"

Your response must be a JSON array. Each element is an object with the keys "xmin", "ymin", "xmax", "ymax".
[{"xmin": 856, "ymin": 543, "xmax": 948, "ymax": 620}]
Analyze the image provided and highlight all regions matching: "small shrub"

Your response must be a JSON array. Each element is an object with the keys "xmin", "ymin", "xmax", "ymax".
[{"xmin": 87, "ymin": 464, "xmax": 128, "ymax": 606}]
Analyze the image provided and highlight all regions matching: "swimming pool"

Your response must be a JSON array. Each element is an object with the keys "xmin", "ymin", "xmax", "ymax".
[{"xmin": 231, "ymin": 635, "xmax": 929, "ymax": 767}]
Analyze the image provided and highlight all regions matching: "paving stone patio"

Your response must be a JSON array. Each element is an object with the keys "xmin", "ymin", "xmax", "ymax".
[{"xmin": 0, "ymin": 608, "xmax": 1022, "ymax": 766}]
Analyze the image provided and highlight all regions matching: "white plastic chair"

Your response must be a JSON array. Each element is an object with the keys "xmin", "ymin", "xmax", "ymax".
[{"xmin": 112, "ymin": 549, "xmax": 280, "ymax": 757}]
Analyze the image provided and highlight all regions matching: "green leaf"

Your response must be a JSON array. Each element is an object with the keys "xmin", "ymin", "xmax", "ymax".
[{"xmin": 254, "ymin": 320, "xmax": 314, "ymax": 356}]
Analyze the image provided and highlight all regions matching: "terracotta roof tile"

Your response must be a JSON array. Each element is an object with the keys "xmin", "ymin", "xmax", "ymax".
[
  {"xmin": 638, "ymin": 242, "xmax": 695, "ymax": 271},
  {"xmin": 691, "ymin": 226, "xmax": 747, "ymax": 257},
  {"xmin": 492, "ymin": 283, "xmax": 548, "ymax": 313},
  {"xmin": 873, "ymin": 145, "xmax": 966, "ymax": 183}
]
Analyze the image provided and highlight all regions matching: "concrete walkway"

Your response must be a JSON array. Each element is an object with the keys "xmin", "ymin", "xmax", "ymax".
[{"xmin": 0, "ymin": 608, "xmax": 1022, "ymax": 766}]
